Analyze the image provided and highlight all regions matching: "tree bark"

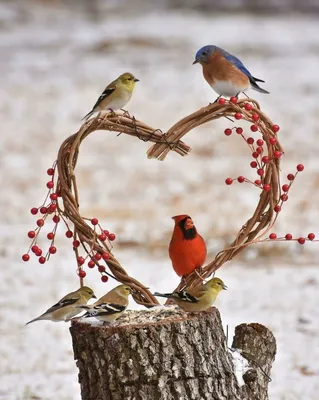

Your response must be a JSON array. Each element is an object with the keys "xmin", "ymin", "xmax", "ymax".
[{"xmin": 70, "ymin": 307, "xmax": 276, "ymax": 400}]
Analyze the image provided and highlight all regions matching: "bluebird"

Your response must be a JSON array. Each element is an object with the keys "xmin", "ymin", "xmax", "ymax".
[{"xmin": 193, "ymin": 45, "xmax": 269, "ymax": 98}]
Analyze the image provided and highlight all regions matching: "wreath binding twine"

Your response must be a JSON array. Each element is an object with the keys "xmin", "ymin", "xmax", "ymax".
[{"xmin": 56, "ymin": 98, "xmax": 283, "ymax": 306}]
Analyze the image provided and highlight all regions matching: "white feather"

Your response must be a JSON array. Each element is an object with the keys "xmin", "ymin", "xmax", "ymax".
[{"xmin": 211, "ymin": 80, "xmax": 250, "ymax": 97}]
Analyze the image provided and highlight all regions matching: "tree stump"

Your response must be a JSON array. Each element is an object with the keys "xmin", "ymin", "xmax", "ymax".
[{"xmin": 70, "ymin": 307, "xmax": 276, "ymax": 400}]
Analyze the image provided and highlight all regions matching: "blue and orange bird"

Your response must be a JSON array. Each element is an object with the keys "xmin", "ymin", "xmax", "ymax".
[{"xmin": 193, "ymin": 45, "xmax": 269, "ymax": 99}]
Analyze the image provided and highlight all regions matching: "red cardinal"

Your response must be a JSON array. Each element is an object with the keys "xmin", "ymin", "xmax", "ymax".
[{"xmin": 169, "ymin": 215, "xmax": 207, "ymax": 277}]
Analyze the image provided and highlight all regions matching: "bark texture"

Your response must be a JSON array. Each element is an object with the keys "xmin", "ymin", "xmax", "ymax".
[{"xmin": 70, "ymin": 307, "xmax": 276, "ymax": 400}]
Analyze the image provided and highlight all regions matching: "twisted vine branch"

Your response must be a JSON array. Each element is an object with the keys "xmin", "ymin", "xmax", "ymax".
[{"xmin": 55, "ymin": 100, "xmax": 283, "ymax": 304}]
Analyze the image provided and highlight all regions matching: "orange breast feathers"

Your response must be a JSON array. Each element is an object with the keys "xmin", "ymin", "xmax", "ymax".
[
  {"xmin": 169, "ymin": 215, "xmax": 207, "ymax": 277},
  {"xmin": 203, "ymin": 51, "xmax": 250, "ymax": 87}
]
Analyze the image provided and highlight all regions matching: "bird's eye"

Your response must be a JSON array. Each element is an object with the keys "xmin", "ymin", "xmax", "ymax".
[
  {"xmin": 202, "ymin": 51, "xmax": 207, "ymax": 56},
  {"xmin": 128, "ymin": 77, "xmax": 132, "ymax": 81}
]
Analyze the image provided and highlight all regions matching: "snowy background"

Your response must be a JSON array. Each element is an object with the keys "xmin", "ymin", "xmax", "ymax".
[{"xmin": 1, "ymin": 1, "xmax": 319, "ymax": 399}]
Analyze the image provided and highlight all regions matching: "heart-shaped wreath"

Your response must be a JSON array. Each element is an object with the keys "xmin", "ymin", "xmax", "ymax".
[{"xmin": 24, "ymin": 98, "xmax": 311, "ymax": 306}]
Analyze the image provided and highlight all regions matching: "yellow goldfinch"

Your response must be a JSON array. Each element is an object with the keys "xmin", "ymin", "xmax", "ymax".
[
  {"xmin": 26, "ymin": 286, "xmax": 96, "ymax": 325},
  {"xmin": 77, "ymin": 284, "xmax": 132, "ymax": 323},
  {"xmin": 82, "ymin": 72, "xmax": 139, "ymax": 120},
  {"xmin": 154, "ymin": 277, "xmax": 227, "ymax": 312}
]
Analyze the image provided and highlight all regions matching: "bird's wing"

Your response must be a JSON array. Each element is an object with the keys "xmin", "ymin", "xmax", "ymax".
[
  {"xmin": 222, "ymin": 50, "xmax": 252, "ymax": 79},
  {"xmin": 173, "ymin": 290, "xmax": 200, "ymax": 303},
  {"xmin": 45, "ymin": 294, "xmax": 80, "ymax": 314},
  {"xmin": 91, "ymin": 87, "xmax": 116, "ymax": 110},
  {"xmin": 84, "ymin": 303, "xmax": 126, "ymax": 317}
]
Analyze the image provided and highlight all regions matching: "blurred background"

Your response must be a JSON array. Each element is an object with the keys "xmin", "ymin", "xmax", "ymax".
[{"xmin": 1, "ymin": 0, "xmax": 319, "ymax": 399}]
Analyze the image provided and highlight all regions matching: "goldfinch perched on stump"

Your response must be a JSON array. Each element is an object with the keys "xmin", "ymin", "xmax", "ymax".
[
  {"xmin": 26, "ymin": 286, "xmax": 96, "ymax": 325},
  {"xmin": 82, "ymin": 72, "xmax": 139, "ymax": 120},
  {"xmin": 77, "ymin": 284, "xmax": 132, "ymax": 323},
  {"xmin": 154, "ymin": 277, "xmax": 227, "ymax": 312}
]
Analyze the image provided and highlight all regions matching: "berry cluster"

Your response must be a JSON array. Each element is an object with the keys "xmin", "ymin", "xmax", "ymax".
[
  {"xmin": 219, "ymin": 97, "xmax": 316, "ymax": 247},
  {"xmin": 22, "ymin": 164, "xmax": 116, "ymax": 283}
]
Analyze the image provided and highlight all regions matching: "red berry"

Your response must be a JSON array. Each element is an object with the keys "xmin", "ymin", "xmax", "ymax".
[
  {"xmin": 255, "ymin": 179, "xmax": 262, "ymax": 186},
  {"xmin": 98, "ymin": 233, "xmax": 107, "ymax": 241},
  {"xmin": 252, "ymin": 152, "xmax": 259, "ymax": 159},
  {"xmin": 257, "ymin": 169, "xmax": 264, "ymax": 176},
  {"xmin": 281, "ymin": 194, "xmax": 288, "ymax": 201},
  {"xmin": 47, "ymin": 168, "xmax": 55, "ymax": 176},
  {"xmin": 269, "ymin": 137, "xmax": 277, "ymax": 145},
  {"xmin": 102, "ymin": 252, "xmax": 110, "ymax": 260},
  {"xmin": 272, "ymin": 124, "xmax": 280, "ymax": 133},
  {"xmin": 49, "ymin": 246, "xmax": 57, "ymax": 254},
  {"xmin": 77, "ymin": 257, "xmax": 85, "ymax": 266},
  {"xmin": 247, "ymin": 137, "xmax": 254, "ymax": 145},
  {"xmin": 287, "ymin": 174, "xmax": 295, "ymax": 181},
  {"xmin": 225, "ymin": 178, "xmax": 233, "ymax": 185},
  {"xmin": 256, "ymin": 139, "xmax": 264, "ymax": 147},
  {"xmin": 98, "ymin": 265, "xmax": 106, "ymax": 273},
  {"xmin": 108, "ymin": 233, "xmax": 116, "ymax": 241},
  {"xmin": 237, "ymin": 176, "xmax": 245, "ymax": 183},
  {"xmin": 28, "ymin": 231, "xmax": 36, "ymax": 239},
  {"xmin": 91, "ymin": 218, "xmax": 99, "ymax": 226},
  {"xmin": 39, "ymin": 256, "xmax": 46, "ymax": 264},
  {"xmin": 103, "ymin": 230, "xmax": 109, "ymax": 237},
  {"xmin": 245, "ymin": 103, "xmax": 253, "ymax": 111},
  {"xmin": 296, "ymin": 164, "xmax": 304, "ymax": 172},
  {"xmin": 269, "ymin": 233, "xmax": 277, "ymax": 240},
  {"xmin": 250, "ymin": 124, "xmax": 258, "ymax": 132},
  {"xmin": 40, "ymin": 206, "xmax": 47, "ymax": 214},
  {"xmin": 35, "ymin": 249, "xmax": 42, "ymax": 257},
  {"xmin": 30, "ymin": 207, "xmax": 38, "ymax": 215},
  {"xmin": 88, "ymin": 260, "xmax": 95, "ymax": 268},
  {"xmin": 46, "ymin": 181, "xmax": 54, "ymax": 189},
  {"xmin": 73, "ymin": 240, "xmax": 80, "ymax": 248},
  {"xmin": 101, "ymin": 275, "xmax": 109, "ymax": 283},
  {"xmin": 22, "ymin": 254, "xmax": 30, "ymax": 262},
  {"xmin": 263, "ymin": 184, "xmax": 271, "ymax": 192},
  {"xmin": 256, "ymin": 147, "xmax": 263, "ymax": 154},
  {"xmin": 236, "ymin": 127, "xmax": 243, "ymax": 134},
  {"xmin": 50, "ymin": 193, "xmax": 58, "ymax": 201},
  {"xmin": 31, "ymin": 245, "xmax": 39, "ymax": 253},
  {"xmin": 65, "ymin": 230, "xmax": 73, "ymax": 238},
  {"xmin": 49, "ymin": 204, "xmax": 57, "ymax": 213},
  {"xmin": 78, "ymin": 269, "xmax": 86, "ymax": 278},
  {"xmin": 234, "ymin": 112, "xmax": 242, "ymax": 120},
  {"xmin": 47, "ymin": 232, "xmax": 55, "ymax": 240},
  {"xmin": 224, "ymin": 128, "xmax": 232, "ymax": 136},
  {"xmin": 94, "ymin": 253, "xmax": 102, "ymax": 261},
  {"xmin": 37, "ymin": 219, "xmax": 44, "ymax": 227},
  {"xmin": 308, "ymin": 233, "xmax": 315, "ymax": 241},
  {"xmin": 298, "ymin": 237, "xmax": 305, "ymax": 245},
  {"xmin": 262, "ymin": 156, "xmax": 270, "ymax": 164},
  {"xmin": 285, "ymin": 234, "xmax": 293, "ymax": 241},
  {"xmin": 218, "ymin": 97, "xmax": 226, "ymax": 105},
  {"xmin": 52, "ymin": 215, "xmax": 60, "ymax": 223},
  {"xmin": 250, "ymin": 161, "xmax": 257, "ymax": 168},
  {"xmin": 282, "ymin": 184, "xmax": 289, "ymax": 192},
  {"xmin": 273, "ymin": 151, "xmax": 282, "ymax": 159},
  {"xmin": 274, "ymin": 205, "xmax": 281, "ymax": 213},
  {"xmin": 230, "ymin": 96, "xmax": 237, "ymax": 104},
  {"xmin": 252, "ymin": 113, "xmax": 259, "ymax": 121}
]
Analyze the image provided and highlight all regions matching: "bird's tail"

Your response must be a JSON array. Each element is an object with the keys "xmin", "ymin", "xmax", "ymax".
[
  {"xmin": 250, "ymin": 78, "xmax": 270, "ymax": 94},
  {"xmin": 153, "ymin": 292, "xmax": 173, "ymax": 299},
  {"xmin": 81, "ymin": 110, "xmax": 94, "ymax": 121},
  {"xmin": 252, "ymin": 76, "xmax": 265, "ymax": 83},
  {"xmin": 25, "ymin": 314, "xmax": 47, "ymax": 325}
]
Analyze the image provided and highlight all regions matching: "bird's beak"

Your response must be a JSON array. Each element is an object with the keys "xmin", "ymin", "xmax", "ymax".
[
  {"xmin": 192, "ymin": 59, "xmax": 199, "ymax": 65},
  {"xmin": 134, "ymin": 78, "xmax": 139, "ymax": 82},
  {"xmin": 222, "ymin": 284, "xmax": 228, "ymax": 290},
  {"xmin": 92, "ymin": 293, "xmax": 97, "ymax": 299}
]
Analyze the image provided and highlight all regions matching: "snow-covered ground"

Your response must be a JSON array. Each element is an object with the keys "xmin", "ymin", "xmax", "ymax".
[{"xmin": 1, "ymin": 2, "xmax": 319, "ymax": 399}]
